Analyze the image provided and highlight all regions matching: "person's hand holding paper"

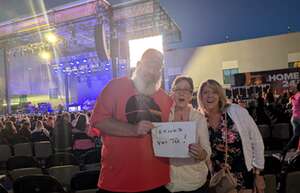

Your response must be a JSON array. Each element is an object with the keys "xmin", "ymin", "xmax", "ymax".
[{"xmin": 151, "ymin": 121, "xmax": 196, "ymax": 158}]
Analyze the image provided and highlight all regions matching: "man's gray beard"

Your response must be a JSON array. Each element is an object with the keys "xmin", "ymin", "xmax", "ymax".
[{"xmin": 132, "ymin": 73, "xmax": 162, "ymax": 96}]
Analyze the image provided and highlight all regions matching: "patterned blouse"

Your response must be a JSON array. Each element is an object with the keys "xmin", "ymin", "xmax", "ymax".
[{"xmin": 208, "ymin": 112, "xmax": 251, "ymax": 190}]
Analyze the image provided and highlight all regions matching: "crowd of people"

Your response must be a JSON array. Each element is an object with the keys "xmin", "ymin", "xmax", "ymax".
[
  {"xmin": 0, "ymin": 111, "xmax": 98, "ymax": 160},
  {"xmin": 232, "ymin": 87, "xmax": 292, "ymax": 125}
]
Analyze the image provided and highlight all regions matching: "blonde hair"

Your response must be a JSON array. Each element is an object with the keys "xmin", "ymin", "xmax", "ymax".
[{"xmin": 197, "ymin": 79, "xmax": 228, "ymax": 112}]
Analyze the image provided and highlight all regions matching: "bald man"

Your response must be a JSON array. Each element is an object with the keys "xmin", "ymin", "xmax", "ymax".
[{"xmin": 90, "ymin": 49, "xmax": 172, "ymax": 193}]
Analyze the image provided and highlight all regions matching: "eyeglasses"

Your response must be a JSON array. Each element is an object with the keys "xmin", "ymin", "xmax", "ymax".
[{"xmin": 172, "ymin": 88, "xmax": 193, "ymax": 94}]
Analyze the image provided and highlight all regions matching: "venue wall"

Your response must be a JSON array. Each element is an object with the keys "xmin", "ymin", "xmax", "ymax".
[{"xmin": 165, "ymin": 32, "xmax": 300, "ymax": 90}]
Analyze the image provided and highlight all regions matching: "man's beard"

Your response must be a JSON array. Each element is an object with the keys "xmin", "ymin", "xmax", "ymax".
[{"xmin": 132, "ymin": 72, "xmax": 162, "ymax": 96}]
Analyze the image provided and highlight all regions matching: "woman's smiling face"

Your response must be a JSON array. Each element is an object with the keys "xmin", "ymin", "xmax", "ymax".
[{"xmin": 201, "ymin": 85, "xmax": 220, "ymax": 111}]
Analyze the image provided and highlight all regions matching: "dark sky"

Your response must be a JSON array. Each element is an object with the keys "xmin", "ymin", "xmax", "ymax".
[{"xmin": 0, "ymin": 0, "xmax": 298, "ymax": 49}]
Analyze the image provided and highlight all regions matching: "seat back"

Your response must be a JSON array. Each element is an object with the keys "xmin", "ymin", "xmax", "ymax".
[
  {"xmin": 48, "ymin": 165, "xmax": 80, "ymax": 188},
  {"xmin": 0, "ymin": 144, "xmax": 12, "ymax": 163},
  {"xmin": 272, "ymin": 123, "xmax": 290, "ymax": 140},
  {"xmin": 13, "ymin": 143, "xmax": 33, "ymax": 157},
  {"xmin": 9, "ymin": 167, "xmax": 43, "ymax": 181},
  {"xmin": 80, "ymin": 149, "xmax": 100, "ymax": 170},
  {"xmin": 71, "ymin": 170, "xmax": 99, "ymax": 191},
  {"xmin": 81, "ymin": 149, "xmax": 100, "ymax": 165},
  {"xmin": 34, "ymin": 141, "xmax": 53, "ymax": 159},
  {"xmin": 285, "ymin": 171, "xmax": 300, "ymax": 193},
  {"xmin": 258, "ymin": 124, "xmax": 271, "ymax": 139},
  {"xmin": 46, "ymin": 152, "xmax": 78, "ymax": 168},
  {"xmin": 7, "ymin": 156, "xmax": 40, "ymax": 171},
  {"xmin": 13, "ymin": 174, "xmax": 67, "ymax": 193}
]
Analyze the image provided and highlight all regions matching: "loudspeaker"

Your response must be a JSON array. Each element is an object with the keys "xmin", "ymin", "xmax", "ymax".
[{"xmin": 95, "ymin": 22, "xmax": 110, "ymax": 61}]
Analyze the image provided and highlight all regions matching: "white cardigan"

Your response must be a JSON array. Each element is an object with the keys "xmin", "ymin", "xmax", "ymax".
[
  {"xmin": 166, "ymin": 106, "xmax": 211, "ymax": 192},
  {"xmin": 226, "ymin": 104, "xmax": 265, "ymax": 171}
]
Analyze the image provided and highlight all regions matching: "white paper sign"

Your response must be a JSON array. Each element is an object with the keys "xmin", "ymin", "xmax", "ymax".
[{"xmin": 151, "ymin": 121, "xmax": 196, "ymax": 158}]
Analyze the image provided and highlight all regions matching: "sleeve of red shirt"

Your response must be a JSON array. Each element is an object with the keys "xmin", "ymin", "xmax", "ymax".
[{"xmin": 90, "ymin": 79, "xmax": 117, "ymax": 131}]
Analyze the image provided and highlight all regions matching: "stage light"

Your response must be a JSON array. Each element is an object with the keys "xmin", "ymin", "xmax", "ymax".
[
  {"xmin": 129, "ymin": 35, "xmax": 163, "ymax": 68},
  {"xmin": 45, "ymin": 32, "xmax": 59, "ymax": 44},
  {"xmin": 120, "ymin": 64, "xmax": 126, "ymax": 69},
  {"xmin": 39, "ymin": 51, "xmax": 51, "ymax": 60}
]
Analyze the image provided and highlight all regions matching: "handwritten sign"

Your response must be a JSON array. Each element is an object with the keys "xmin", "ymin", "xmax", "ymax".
[{"xmin": 151, "ymin": 121, "xmax": 196, "ymax": 158}]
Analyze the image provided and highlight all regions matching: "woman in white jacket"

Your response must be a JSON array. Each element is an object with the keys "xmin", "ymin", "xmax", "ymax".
[
  {"xmin": 166, "ymin": 76, "xmax": 211, "ymax": 193},
  {"xmin": 198, "ymin": 79, "xmax": 265, "ymax": 193}
]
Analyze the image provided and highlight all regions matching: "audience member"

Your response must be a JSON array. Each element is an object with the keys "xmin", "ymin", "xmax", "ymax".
[
  {"xmin": 198, "ymin": 79, "xmax": 265, "ymax": 193},
  {"xmin": 90, "ymin": 49, "xmax": 172, "ymax": 193},
  {"xmin": 166, "ymin": 76, "xmax": 211, "ymax": 193}
]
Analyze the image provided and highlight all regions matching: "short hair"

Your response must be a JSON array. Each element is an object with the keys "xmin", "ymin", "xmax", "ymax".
[
  {"xmin": 171, "ymin": 75, "xmax": 194, "ymax": 92},
  {"xmin": 198, "ymin": 79, "xmax": 228, "ymax": 112}
]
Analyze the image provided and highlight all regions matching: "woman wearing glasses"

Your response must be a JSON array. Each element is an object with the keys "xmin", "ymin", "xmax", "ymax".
[{"xmin": 166, "ymin": 75, "xmax": 211, "ymax": 193}]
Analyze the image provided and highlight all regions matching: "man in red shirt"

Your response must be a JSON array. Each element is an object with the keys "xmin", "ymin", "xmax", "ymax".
[{"xmin": 90, "ymin": 49, "xmax": 173, "ymax": 193}]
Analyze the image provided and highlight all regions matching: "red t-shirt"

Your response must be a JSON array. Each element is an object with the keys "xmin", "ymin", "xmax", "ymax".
[{"xmin": 90, "ymin": 77, "xmax": 172, "ymax": 192}]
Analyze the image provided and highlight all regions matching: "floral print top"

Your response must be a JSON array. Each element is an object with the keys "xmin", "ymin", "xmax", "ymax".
[{"xmin": 208, "ymin": 112, "xmax": 249, "ymax": 190}]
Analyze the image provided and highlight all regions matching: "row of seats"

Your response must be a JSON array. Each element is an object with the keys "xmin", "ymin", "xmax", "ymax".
[
  {"xmin": 264, "ymin": 153, "xmax": 300, "ymax": 193},
  {"xmin": 2, "ymin": 151, "xmax": 100, "ymax": 192},
  {"xmin": 2, "ymin": 170, "xmax": 99, "ymax": 193},
  {"xmin": 0, "ymin": 141, "xmax": 52, "ymax": 162},
  {"xmin": 258, "ymin": 123, "xmax": 291, "ymax": 150},
  {"xmin": 258, "ymin": 123, "xmax": 290, "ymax": 140}
]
